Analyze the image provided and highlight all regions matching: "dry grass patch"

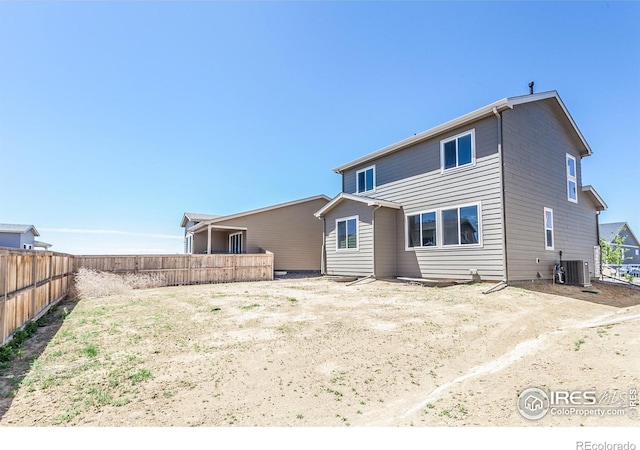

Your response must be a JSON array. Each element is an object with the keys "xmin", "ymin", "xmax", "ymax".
[{"xmin": 72, "ymin": 268, "xmax": 165, "ymax": 299}]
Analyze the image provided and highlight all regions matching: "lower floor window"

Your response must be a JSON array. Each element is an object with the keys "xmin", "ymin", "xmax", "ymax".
[
  {"xmin": 443, "ymin": 205, "xmax": 479, "ymax": 246},
  {"xmin": 337, "ymin": 216, "xmax": 358, "ymax": 250},
  {"xmin": 407, "ymin": 211, "xmax": 437, "ymax": 248},
  {"xmin": 406, "ymin": 203, "xmax": 480, "ymax": 249}
]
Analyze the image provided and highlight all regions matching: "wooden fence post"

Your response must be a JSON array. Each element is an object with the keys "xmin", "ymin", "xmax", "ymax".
[
  {"xmin": 187, "ymin": 254, "xmax": 192, "ymax": 286},
  {"xmin": 31, "ymin": 253, "xmax": 37, "ymax": 320},
  {"xmin": 0, "ymin": 250, "xmax": 6, "ymax": 345}
]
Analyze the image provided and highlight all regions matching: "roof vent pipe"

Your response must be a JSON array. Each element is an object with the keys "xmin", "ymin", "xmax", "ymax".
[{"xmin": 528, "ymin": 81, "xmax": 534, "ymax": 95}]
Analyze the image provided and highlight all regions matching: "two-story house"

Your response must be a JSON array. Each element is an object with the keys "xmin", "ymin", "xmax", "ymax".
[
  {"xmin": 599, "ymin": 222, "xmax": 640, "ymax": 266},
  {"xmin": 314, "ymin": 90, "xmax": 607, "ymax": 283}
]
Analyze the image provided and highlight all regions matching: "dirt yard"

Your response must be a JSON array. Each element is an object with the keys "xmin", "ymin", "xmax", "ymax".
[{"xmin": 0, "ymin": 276, "xmax": 639, "ymax": 427}]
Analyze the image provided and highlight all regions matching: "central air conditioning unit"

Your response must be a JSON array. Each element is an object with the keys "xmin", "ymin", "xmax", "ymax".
[{"xmin": 563, "ymin": 260, "xmax": 591, "ymax": 287}]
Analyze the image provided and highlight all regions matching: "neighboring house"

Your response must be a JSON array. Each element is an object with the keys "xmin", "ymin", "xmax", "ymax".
[
  {"xmin": 180, "ymin": 213, "xmax": 221, "ymax": 253},
  {"xmin": 315, "ymin": 90, "xmax": 607, "ymax": 283},
  {"xmin": 599, "ymin": 222, "xmax": 640, "ymax": 265},
  {"xmin": 0, "ymin": 224, "xmax": 52, "ymax": 250},
  {"xmin": 181, "ymin": 195, "xmax": 331, "ymax": 271}
]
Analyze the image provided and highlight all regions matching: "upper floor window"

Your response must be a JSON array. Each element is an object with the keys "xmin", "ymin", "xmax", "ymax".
[
  {"xmin": 566, "ymin": 154, "xmax": 578, "ymax": 203},
  {"xmin": 441, "ymin": 129, "xmax": 475, "ymax": 172},
  {"xmin": 356, "ymin": 166, "xmax": 375, "ymax": 193},
  {"xmin": 336, "ymin": 216, "xmax": 358, "ymax": 251}
]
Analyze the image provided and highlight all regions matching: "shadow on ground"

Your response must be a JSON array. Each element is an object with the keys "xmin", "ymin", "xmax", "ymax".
[
  {"xmin": 518, "ymin": 280, "xmax": 640, "ymax": 308},
  {"xmin": 0, "ymin": 296, "xmax": 80, "ymax": 420}
]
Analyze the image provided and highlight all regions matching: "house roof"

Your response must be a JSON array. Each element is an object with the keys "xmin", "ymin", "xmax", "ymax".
[
  {"xmin": 180, "ymin": 213, "xmax": 222, "ymax": 228},
  {"xmin": 333, "ymin": 90, "xmax": 592, "ymax": 174},
  {"xmin": 0, "ymin": 224, "xmax": 40, "ymax": 236},
  {"xmin": 314, "ymin": 193, "xmax": 402, "ymax": 218},
  {"xmin": 581, "ymin": 185, "xmax": 607, "ymax": 212},
  {"xmin": 188, "ymin": 195, "xmax": 332, "ymax": 233},
  {"xmin": 599, "ymin": 222, "xmax": 639, "ymax": 246}
]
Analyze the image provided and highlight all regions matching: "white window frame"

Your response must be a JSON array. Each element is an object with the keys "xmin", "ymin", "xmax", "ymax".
[
  {"xmin": 356, "ymin": 165, "xmax": 376, "ymax": 194},
  {"xmin": 405, "ymin": 202, "xmax": 482, "ymax": 250},
  {"xmin": 405, "ymin": 209, "xmax": 438, "ymax": 250},
  {"xmin": 185, "ymin": 234, "xmax": 193, "ymax": 254},
  {"xmin": 336, "ymin": 215, "xmax": 359, "ymax": 251},
  {"xmin": 544, "ymin": 207, "xmax": 554, "ymax": 250},
  {"xmin": 566, "ymin": 153, "xmax": 578, "ymax": 203},
  {"xmin": 440, "ymin": 202, "xmax": 482, "ymax": 248},
  {"xmin": 229, "ymin": 232, "xmax": 243, "ymax": 254},
  {"xmin": 440, "ymin": 129, "xmax": 476, "ymax": 173}
]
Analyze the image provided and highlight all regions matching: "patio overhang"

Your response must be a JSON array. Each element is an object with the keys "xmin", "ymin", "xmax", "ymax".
[{"xmin": 187, "ymin": 223, "xmax": 248, "ymax": 255}]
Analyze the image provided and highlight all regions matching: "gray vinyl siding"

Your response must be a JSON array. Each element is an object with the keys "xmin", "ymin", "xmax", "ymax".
[
  {"xmin": 324, "ymin": 202, "xmax": 373, "ymax": 277},
  {"xmin": 341, "ymin": 116, "xmax": 505, "ymax": 281},
  {"xmin": 502, "ymin": 99, "xmax": 599, "ymax": 281},
  {"xmin": 0, "ymin": 233, "xmax": 21, "ymax": 249},
  {"xmin": 373, "ymin": 207, "xmax": 397, "ymax": 278},
  {"xmin": 0, "ymin": 232, "xmax": 35, "ymax": 249}
]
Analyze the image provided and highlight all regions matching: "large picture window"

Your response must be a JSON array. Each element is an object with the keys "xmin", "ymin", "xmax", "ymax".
[
  {"xmin": 336, "ymin": 216, "xmax": 358, "ymax": 250},
  {"xmin": 406, "ymin": 203, "xmax": 481, "ymax": 250},
  {"xmin": 407, "ymin": 211, "xmax": 437, "ymax": 248},
  {"xmin": 356, "ymin": 166, "xmax": 375, "ymax": 193},
  {"xmin": 441, "ymin": 129, "xmax": 475, "ymax": 171},
  {"xmin": 566, "ymin": 154, "xmax": 578, "ymax": 203}
]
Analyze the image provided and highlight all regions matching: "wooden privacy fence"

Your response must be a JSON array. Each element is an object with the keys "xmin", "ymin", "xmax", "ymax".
[
  {"xmin": 74, "ymin": 252, "xmax": 274, "ymax": 286},
  {"xmin": 1, "ymin": 249, "xmax": 74, "ymax": 345}
]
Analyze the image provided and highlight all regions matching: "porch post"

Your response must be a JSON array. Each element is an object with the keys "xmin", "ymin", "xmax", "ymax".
[{"xmin": 207, "ymin": 224, "xmax": 212, "ymax": 255}]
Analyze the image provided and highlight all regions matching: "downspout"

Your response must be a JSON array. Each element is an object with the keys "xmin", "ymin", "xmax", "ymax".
[
  {"xmin": 372, "ymin": 205, "xmax": 382, "ymax": 278},
  {"xmin": 321, "ymin": 217, "xmax": 327, "ymax": 275},
  {"xmin": 493, "ymin": 107, "xmax": 508, "ymax": 284},
  {"xmin": 596, "ymin": 210, "xmax": 601, "ymax": 279}
]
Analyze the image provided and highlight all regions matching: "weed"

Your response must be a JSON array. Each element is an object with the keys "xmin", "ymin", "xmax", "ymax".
[
  {"xmin": 296, "ymin": 413, "xmax": 304, "ymax": 419},
  {"xmin": 82, "ymin": 343, "xmax": 98, "ymax": 358},
  {"xmin": 129, "ymin": 368, "xmax": 153, "ymax": 384},
  {"xmin": 112, "ymin": 397, "xmax": 131, "ymax": 407},
  {"xmin": 241, "ymin": 303, "xmax": 260, "ymax": 310},
  {"xmin": 574, "ymin": 338, "xmax": 586, "ymax": 351}
]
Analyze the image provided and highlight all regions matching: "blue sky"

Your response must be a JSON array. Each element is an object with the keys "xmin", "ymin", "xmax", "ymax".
[{"xmin": 1, "ymin": 1, "xmax": 638, "ymax": 255}]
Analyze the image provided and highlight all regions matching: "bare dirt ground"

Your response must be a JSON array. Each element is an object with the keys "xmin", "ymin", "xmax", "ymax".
[{"xmin": 1, "ymin": 276, "xmax": 639, "ymax": 427}]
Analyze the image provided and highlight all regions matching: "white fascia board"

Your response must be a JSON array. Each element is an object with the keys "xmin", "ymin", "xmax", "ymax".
[
  {"xmin": 314, "ymin": 193, "xmax": 401, "ymax": 217},
  {"xmin": 333, "ymin": 99, "xmax": 512, "ymax": 174},
  {"xmin": 582, "ymin": 185, "xmax": 607, "ymax": 211},
  {"xmin": 333, "ymin": 90, "xmax": 592, "ymax": 174},
  {"xmin": 507, "ymin": 90, "xmax": 592, "ymax": 156},
  {"xmin": 189, "ymin": 223, "xmax": 248, "ymax": 234}
]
